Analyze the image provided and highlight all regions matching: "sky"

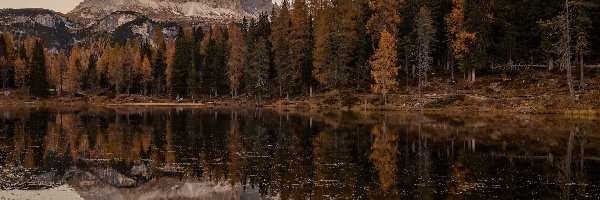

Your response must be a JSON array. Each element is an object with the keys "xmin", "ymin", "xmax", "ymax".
[{"xmin": 1, "ymin": 0, "xmax": 284, "ymax": 14}]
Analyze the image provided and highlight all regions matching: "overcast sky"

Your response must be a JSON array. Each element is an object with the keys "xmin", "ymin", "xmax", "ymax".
[{"xmin": 1, "ymin": 0, "xmax": 284, "ymax": 14}]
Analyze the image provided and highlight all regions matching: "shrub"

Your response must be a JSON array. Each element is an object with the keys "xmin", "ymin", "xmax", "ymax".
[{"xmin": 425, "ymin": 95, "xmax": 465, "ymax": 108}]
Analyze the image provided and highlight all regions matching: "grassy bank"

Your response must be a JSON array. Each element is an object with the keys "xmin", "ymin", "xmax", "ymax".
[{"xmin": 1, "ymin": 70, "xmax": 599, "ymax": 115}]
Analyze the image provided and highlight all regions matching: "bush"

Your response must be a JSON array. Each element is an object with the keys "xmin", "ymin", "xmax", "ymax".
[
  {"xmin": 98, "ymin": 91, "xmax": 116, "ymax": 99},
  {"xmin": 341, "ymin": 95, "xmax": 359, "ymax": 107},
  {"xmin": 322, "ymin": 97, "xmax": 338, "ymax": 105},
  {"xmin": 425, "ymin": 95, "xmax": 465, "ymax": 108}
]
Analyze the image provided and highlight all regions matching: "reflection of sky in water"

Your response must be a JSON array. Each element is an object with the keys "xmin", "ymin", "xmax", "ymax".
[{"xmin": 0, "ymin": 106, "xmax": 599, "ymax": 199}]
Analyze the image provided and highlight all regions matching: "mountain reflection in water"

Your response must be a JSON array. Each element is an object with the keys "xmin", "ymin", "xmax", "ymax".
[{"xmin": 0, "ymin": 106, "xmax": 599, "ymax": 199}]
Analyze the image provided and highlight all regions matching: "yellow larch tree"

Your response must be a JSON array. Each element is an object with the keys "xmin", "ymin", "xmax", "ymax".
[
  {"xmin": 370, "ymin": 29, "xmax": 399, "ymax": 105},
  {"xmin": 227, "ymin": 22, "xmax": 247, "ymax": 98}
]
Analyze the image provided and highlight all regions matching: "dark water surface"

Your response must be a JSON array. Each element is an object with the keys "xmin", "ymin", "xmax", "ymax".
[{"xmin": 0, "ymin": 106, "xmax": 599, "ymax": 199}]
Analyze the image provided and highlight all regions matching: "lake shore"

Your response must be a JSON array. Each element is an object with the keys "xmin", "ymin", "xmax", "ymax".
[{"xmin": 0, "ymin": 89, "xmax": 598, "ymax": 116}]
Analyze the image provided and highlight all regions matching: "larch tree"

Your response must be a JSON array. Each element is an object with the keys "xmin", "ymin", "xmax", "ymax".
[
  {"xmin": 165, "ymin": 40, "xmax": 176, "ymax": 91},
  {"xmin": 13, "ymin": 56, "xmax": 28, "ymax": 90},
  {"xmin": 311, "ymin": 0, "xmax": 330, "ymax": 88},
  {"xmin": 370, "ymin": 29, "xmax": 399, "ymax": 106},
  {"xmin": 109, "ymin": 43, "xmax": 125, "ymax": 94},
  {"xmin": 415, "ymin": 6, "xmax": 436, "ymax": 95},
  {"xmin": 227, "ymin": 22, "xmax": 247, "ymax": 98},
  {"xmin": 55, "ymin": 50, "xmax": 68, "ymax": 94},
  {"xmin": 66, "ymin": 45, "xmax": 84, "ymax": 93},
  {"xmin": 446, "ymin": 0, "xmax": 477, "ymax": 83},
  {"xmin": 366, "ymin": 0, "xmax": 404, "ymax": 40},
  {"xmin": 141, "ymin": 55, "xmax": 152, "ymax": 95}
]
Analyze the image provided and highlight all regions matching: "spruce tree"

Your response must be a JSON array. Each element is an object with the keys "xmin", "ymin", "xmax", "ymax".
[
  {"xmin": 28, "ymin": 40, "xmax": 49, "ymax": 98},
  {"xmin": 170, "ymin": 29, "xmax": 191, "ymax": 97},
  {"xmin": 152, "ymin": 25, "xmax": 167, "ymax": 95}
]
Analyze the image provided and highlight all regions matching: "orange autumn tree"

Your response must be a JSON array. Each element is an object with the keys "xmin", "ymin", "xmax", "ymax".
[
  {"xmin": 366, "ymin": 0, "xmax": 403, "ymax": 40},
  {"xmin": 370, "ymin": 29, "xmax": 399, "ymax": 105},
  {"xmin": 141, "ymin": 55, "xmax": 152, "ymax": 95},
  {"xmin": 446, "ymin": 0, "xmax": 478, "ymax": 82},
  {"xmin": 226, "ymin": 22, "xmax": 247, "ymax": 98}
]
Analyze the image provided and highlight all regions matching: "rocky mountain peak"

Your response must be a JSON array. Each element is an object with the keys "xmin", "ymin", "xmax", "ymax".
[{"xmin": 68, "ymin": 0, "xmax": 273, "ymax": 22}]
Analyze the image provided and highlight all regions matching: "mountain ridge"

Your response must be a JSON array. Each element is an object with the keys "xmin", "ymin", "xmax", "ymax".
[{"xmin": 68, "ymin": 0, "xmax": 273, "ymax": 22}]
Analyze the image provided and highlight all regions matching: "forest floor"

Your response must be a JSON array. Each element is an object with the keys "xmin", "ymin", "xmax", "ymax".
[{"xmin": 1, "ymin": 69, "xmax": 600, "ymax": 115}]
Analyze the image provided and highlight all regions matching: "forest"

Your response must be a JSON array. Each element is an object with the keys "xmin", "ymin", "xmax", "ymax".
[{"xmin": 1, "ymin": 0, "xmax": 600, "ymax": 106}]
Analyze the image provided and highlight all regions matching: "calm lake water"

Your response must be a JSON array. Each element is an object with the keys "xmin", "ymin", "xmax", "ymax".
[{"xmin": 0, "ymin": 106, "xmax": 599, "ymax": 199}]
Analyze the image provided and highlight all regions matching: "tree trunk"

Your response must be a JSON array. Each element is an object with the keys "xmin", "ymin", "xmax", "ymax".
[
  {"xmin": 383, "ymin": 93, "xmax": 387, "ymax": 106},
  {"xmin": 579, "ymin": 53, "xmax": 584, "ymax": 88},
  {"xmin": 471, "ymin": 69, "xmax": 476, "ymax": 83},
  {"xmin": 450, "ymin": 61, "xmax": 454, "ymax": 81},
  {"xmin": 548, "ymin": 59, "xmax": 554, "ymax": 71},
  {"xmin": 567, "ymin": 64, "xmax": 575, "ymax": 98}
]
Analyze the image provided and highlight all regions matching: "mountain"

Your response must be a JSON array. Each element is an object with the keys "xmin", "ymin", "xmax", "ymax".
[
  {"xmin": 0, "ymin": 8, "xmax": 180, "ymax": 49},
  {"xmin": 0, "ymin": 9, "xmax": 79, "ymax": 48},
  {"xmin": 0, "ymin": 0, "xmax": 272, "ymax": 49},
  {"xmin": 68, "ymin": 0, "xmax": 273, "ymax": 23}
]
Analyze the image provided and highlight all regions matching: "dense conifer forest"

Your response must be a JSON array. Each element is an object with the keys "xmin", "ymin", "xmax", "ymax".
[{"xmin": 1, "ymin": 0, "xmax": 600, "ymax": 107}]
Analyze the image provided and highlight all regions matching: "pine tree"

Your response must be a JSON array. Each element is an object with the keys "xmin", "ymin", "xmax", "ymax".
[
  {"xmin": 290, "ymin": 0, "xmax": 312, "ymax": 93},
  {"xmin": 370, "ymin": 29, "xmax": 399, "ymax": 105},
  {"xmin": 271, "ymin": 0, "xmax": 293, "ymax": 97},
  {"xmin": 0, "ymin": 32, "xmax": 16, "ymax": 88},
  {"xmin": 415, "ymin": 6, "xmax": 436, "ymax": 94},
  {"xmin": 85, "ymin": 54, "xmax": 98, "ymax": 91},
  {"xmin": 202, "ymin": 25, "xmax": 227, "ymax": 97},
  {"xmin": 246, "ymin": 38, "xmax": 270, "ymax": 105},
  {"xmin": 28, "ymin": 39, "xmax": 49, "ymax": 97},
  {"xmin": 312, "ymin": 0, "xmax": 359, "ymax": 90},
  {"xmin": 152, "ymin": 25, "xmax": 167, "ymax": 95},
  {"xmin": 170, "ymin": 29, "xmax": 191, "ymax": 97},
  {"xmin": 227, "ymin": 22, "xmax": 247, "ymax": 98}
]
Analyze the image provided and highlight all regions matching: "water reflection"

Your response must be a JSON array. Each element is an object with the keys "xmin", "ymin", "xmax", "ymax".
[{"xmin": 0, "ymin": 107, "xmax": 599, "ymax": 199}]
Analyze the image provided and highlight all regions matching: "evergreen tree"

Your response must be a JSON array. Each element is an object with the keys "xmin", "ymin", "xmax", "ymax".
[
  {"xmin": 85, "ymin": 54, "xmax": 98, "ymax": 91},
  {"xmin": 246, "ymin": 38, "xmax": 270, "ymax": 105},
  {"xmin": 312, "ymin": 0, "xmax": 359, "ymax": 90},
  {"xmin": 415, "ymin": 6, "xmax": 436, "ymax": 93},
  {"xmin": 202, "ymin": 25, "xmax": 227, "ymax": 97},
  {"xmin": 290, "ymin": 0, "xmax": 313, "ymax": 93},
  {"xmin": 271, "ymin": 0, "xmax": 293, "ymax": 97},
  {"xmin": 170, "ymin": 29, "xmax": 192, "ymax": 97},
  {"xmin": 152, "ymin": 25, "xmax": 167, "ymax": 95},
  {"xmin": 28, "ymin": 39, "xmax": 49, "ymax": 97}
]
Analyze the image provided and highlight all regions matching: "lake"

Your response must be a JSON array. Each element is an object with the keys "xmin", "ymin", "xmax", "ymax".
[{"xmin": 0, "ymin": 106, "xmax": 599, "ymax": 199}]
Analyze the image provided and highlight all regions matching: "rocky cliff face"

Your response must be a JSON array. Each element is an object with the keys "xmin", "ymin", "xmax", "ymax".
[
  {"xmin": 68, "ymin": 0, "xmax": 273, "ymax": 22},
  {"xmin": 0, "ymin": 0, "xmax": 272, "ymax": 49}
]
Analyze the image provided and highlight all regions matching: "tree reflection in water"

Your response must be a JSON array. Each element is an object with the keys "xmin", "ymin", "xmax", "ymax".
[{"xmin": 0, "ymin": 107, "xmax": 598, "ymax": 199}]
